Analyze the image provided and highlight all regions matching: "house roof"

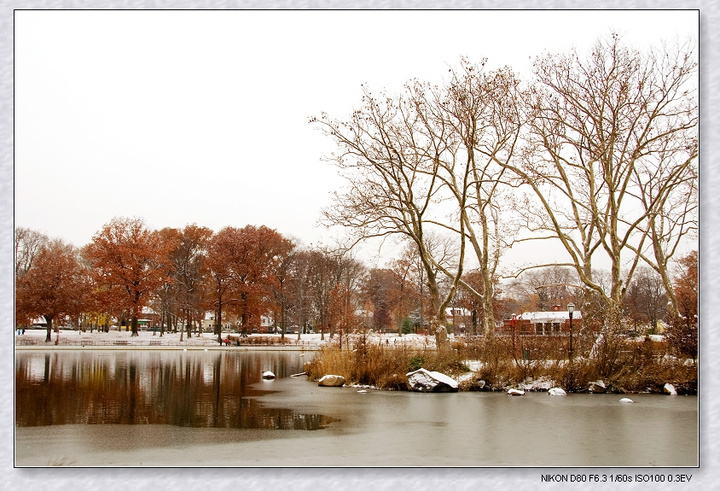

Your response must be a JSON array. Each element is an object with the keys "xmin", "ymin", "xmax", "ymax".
[{"xmin": 515, "ymin": 311, "xmax": 582, "ymax": 322}]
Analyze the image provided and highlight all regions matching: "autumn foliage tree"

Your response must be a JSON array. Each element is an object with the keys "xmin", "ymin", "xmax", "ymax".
[
  {"xmin": 668, "ymin": 250, "xmax": 698, "ymax": 360},
  {"xmin": 16, "ymin": 239, "xmax": 87, "ymax": 342},
  {"xmin": 83, "ymin": 217, "xmax": 171, "ymax": 336},
  {"xmin": 205, "ymin": 225, "xmax": 294, "ymax": 340},
  {"xmin": 362, "ymin": 268, "xmax": 402, "ymax": 332}
]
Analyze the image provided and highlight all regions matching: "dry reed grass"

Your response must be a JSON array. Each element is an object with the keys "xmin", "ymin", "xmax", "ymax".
[{"xmin": 305, "ymin": 333, "xmax": 697, "ymax": 394}]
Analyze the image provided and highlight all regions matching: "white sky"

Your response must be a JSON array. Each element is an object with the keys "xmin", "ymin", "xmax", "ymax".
[{"xmin": 14, "ymin": 9, "xmax": 699, "ymax": 267}]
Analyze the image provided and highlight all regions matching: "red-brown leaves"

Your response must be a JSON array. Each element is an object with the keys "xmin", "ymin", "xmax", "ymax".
[
  {"xmin": 84, "ymin": 217, "xmax": 172, "ymax": 334},
  {"xmin": 15, "ymin": 239, "xmax": 87, "ymax": 338}
]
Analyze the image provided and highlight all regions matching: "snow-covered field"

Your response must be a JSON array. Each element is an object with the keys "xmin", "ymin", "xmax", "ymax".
[{"xmin": 14, "ymin": 327, "xmax": 440, "ymax": 350}]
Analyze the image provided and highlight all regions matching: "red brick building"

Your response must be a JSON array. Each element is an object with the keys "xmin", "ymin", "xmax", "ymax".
[{"xmin": 502, "ymin": 306, "xmax": 582, "ymax": 336}]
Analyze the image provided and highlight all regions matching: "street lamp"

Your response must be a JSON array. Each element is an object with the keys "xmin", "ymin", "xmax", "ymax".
[{"xmin": 567, "ymin": 303, "xmax": 575, "ymax": 362}]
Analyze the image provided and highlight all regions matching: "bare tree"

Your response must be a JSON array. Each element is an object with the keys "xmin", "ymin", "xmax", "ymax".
[
  {"xmin": 313, "ymin": 85, "xmax": 466, "ymax": 350},
  {"xmin": 519, "ymin": 266, "xmax": 579, "ymax": 311},
  {"xmin": 15, "ymin": 227, "xmax": 48, "ymax": 278},
  {"xmin": 623, "ymin": 267, "xmax": 667, "ymax": 334},
  {"xmin": 503, "ymin": 34, "xmax": 697, "ymax": 334},
  {"xmin": 633, "ymin": 151, "xmax": 697, "ymax": 321},
  {"xmin": 418, "ymin": 61, "xmax": 524, "ymax": 335}
]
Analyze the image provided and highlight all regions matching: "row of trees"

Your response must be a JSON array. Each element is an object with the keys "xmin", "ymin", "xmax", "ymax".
[
  {"xmin": 312, "ymin": 34, "xmax": 698, "ymax": 351},
  {"xmin": 15, "ymin": 217, "xmax": 697, "ymax": 358},
  {"xmin": 16, "ymin": 219, "xmax": 501, "ymax": 344}
]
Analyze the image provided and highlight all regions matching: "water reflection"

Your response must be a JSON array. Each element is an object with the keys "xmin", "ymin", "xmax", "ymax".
[
  {"xmin": 16, "ymin": 351, "xmax": 698, "ymax": 466},
  {"xmin": 16, "ymin": 351, "xmax": 337, "ymax": 430}
]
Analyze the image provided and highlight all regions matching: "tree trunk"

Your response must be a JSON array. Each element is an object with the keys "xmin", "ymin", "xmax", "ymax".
[
  {"xmin": 431, "ymin": 317, "xmax": 450, "ymax": 352},
  {"xmin": 44, "ymin": 316, "xmax": 53, "ymax": 343},
  {"xmin": 215, "ymin": 300, "xmax": 223, "ymax": 345}
]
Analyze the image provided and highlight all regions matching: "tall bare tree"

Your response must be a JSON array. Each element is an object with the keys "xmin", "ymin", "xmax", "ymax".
[
  {"xmin": 417, "ymin": 61, "xmax": 524, "ymax": 335},
  {"xmin": 313, "ymin": 83, "xmax": 467, "ymax": 350},
  {"xmin": 503, "ymin": 34, "xmax": 697, "ymax": 334}
]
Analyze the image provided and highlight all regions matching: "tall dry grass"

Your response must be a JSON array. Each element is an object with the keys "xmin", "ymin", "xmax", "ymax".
[
  {"xmin": 304, "ymin": 334, "xmax": 471, "ymax": 390},
  {"xmin": 305, "ymin": 333, "xmax": 697, "ymax": 393}
]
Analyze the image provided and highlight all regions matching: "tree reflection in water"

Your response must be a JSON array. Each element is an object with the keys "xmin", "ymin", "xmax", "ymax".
[{"xmin": 15, "ymin": 351, "xmax": 337, "ymax": 430}]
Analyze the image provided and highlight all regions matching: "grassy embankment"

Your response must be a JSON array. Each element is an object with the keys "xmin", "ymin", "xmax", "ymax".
[{"xmin": 303, "ymin": 334, "xmax": 697, "ymax": 394}]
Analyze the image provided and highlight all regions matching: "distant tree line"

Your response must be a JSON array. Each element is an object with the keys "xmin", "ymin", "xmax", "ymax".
[
  {"xmin": 15, "ymin": 219, "xmax": 463, "ymax": 344},
  {"xmin": 15, "ymin": 218, "xmax": 697, "ymax": 359}
]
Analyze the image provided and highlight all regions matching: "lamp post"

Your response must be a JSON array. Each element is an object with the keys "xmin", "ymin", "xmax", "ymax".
[{"xmin": 567, "ymin": 303, "xmax": 575, "ymax": 362}]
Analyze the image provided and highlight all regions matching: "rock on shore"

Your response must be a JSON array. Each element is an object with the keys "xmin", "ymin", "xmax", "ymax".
[
  {"xmin": 318, "ymin": 374, "xmax": 346, "ymax": 387},
  {"xmin": 406, "ymin": 368, "xmax": 458, "ymax": 392}
]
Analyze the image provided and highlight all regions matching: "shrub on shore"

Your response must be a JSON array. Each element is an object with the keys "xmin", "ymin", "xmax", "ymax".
[
  {"xmin": 304, "ymin": 333, "xmax": 697, "ymax": 394},
  {"xmin": 304, "ymin": 334, "xmax": 471, "ymax": 390}
]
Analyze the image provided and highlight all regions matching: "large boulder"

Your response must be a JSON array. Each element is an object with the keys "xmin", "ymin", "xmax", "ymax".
[
  {"xmin": 664, "ymin": 383, "xmax": 678, "ymax": 395},
  {"xmin": 318, "ymin": 374, "xmax": 346, "ymax": 387},
  {"xmin": 406, "ymin": 368, "xmax": 458, "ymax": 392},
  {"xmin": 548, "ymin": 387, "xmax": 567, "ymax": 396}
]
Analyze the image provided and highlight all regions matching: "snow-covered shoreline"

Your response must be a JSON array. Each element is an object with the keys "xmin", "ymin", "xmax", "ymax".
[{"xmin": 14, "ymin": 328, "xmax": 438, "ymax": 350}]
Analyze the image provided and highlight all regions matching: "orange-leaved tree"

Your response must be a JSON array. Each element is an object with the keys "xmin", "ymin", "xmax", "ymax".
[
  {"xmin": 16, "ymin": 238, "xmax": 88, "ymax": 342},
  {"xmin": 669, "ymin": 250, "xmax": 698, "ymax": 360},
  {"xmin": 83, "ymin": 217, "xmax": 171, "ymax": 336}
]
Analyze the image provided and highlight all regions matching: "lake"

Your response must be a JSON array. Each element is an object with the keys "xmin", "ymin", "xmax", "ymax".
[{"xmin": 15, "ymin": 350, "xmax": 698, "ymax": 467}]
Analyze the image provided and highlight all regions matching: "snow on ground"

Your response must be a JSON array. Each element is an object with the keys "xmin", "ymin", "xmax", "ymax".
[{"xmin": 14, "ymin": 327, "xmax": 441, "ymax": 350}]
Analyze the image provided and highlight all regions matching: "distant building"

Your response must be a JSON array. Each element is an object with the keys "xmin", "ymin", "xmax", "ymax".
[
  {"xmin": 502, "ymin": 305, "xmax": 582, "ymax": 336},
  {"xmin": 446, "ymin": 307, "xmax": 472, "ymax": 333}
]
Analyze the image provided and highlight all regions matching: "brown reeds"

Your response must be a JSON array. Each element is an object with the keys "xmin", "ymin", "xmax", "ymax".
[
  {"xmin": 304, "ymin": 334, "xmax": 472, "ymax": 390},
  {"xmin": 304, "ymin": 333, "xmax": 697, "ymax": 394}
]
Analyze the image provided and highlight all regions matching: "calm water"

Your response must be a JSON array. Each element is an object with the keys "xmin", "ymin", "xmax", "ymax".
[{"xmin": 15, "ymin": 350, "xmax": 698, "ymax": 467}]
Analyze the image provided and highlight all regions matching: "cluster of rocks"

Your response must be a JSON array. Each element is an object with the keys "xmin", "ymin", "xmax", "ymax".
[
  {"xmin": 313, "ymin": 370, "xmax": 692, "ymax": 396},
  {"xmin": 316, "ymin": 369, "xmax": 460, "ymax": 392}
]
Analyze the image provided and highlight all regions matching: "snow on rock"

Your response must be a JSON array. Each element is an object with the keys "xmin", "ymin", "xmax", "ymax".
[
  {"xmin": 548, "ymin": 387, "xmax": 567, "ymax": 396},
  {"xmin": 522, "ymin": 377, "xmax": 553, "ymax": 391},
  {"xmin": 588, "ymin": 380, "xmax": 607, "ymax": 393},
  {"xmin": 406, "ymin": 368, "xmax": 458, "ymax": 392},
  {"xmin": 318, "ymin": 374, "xmax": 346, "ymax": 387},
  {"xmin": 507, "ymin": 388, "xmax": 525, "ymax": 396},
  {"xmin": 262, "ymin": 371, "xmax": 276, "ymax": 379},
  {"xmin": 664, "ymin": 383, "xmax": 678, "ymax": 395},
  {"xmin": 619, "ymin": 397, "xmax": 634, "ymax": 403}
]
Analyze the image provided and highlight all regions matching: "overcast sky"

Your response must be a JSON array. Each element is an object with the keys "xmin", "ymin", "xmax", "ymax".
[{"xmin": 14, "ymin": 9, "xmax": 698, "ymax": 267}]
